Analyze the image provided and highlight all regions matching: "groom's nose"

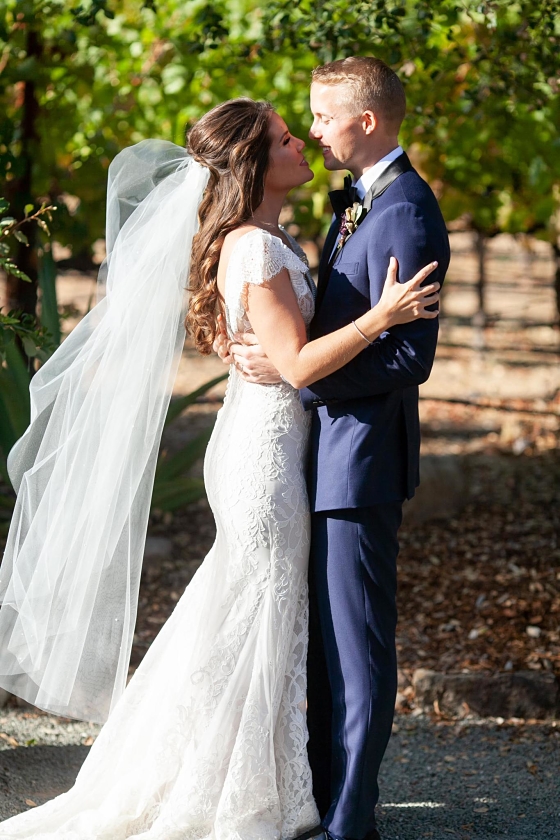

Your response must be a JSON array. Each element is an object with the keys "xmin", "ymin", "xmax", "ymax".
[{"xmin": 309, "ymin": 120, "xmax": 320, "ymax": 140}]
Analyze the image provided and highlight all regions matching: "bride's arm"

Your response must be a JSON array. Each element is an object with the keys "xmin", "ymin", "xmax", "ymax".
[{"xmin": 245, "ymin": 257, "xmax": 439, "ymax": 390}]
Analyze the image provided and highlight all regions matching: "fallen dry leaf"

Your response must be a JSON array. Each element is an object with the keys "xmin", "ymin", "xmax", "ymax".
[{"xmin": 526, "ymin": 761, "xmax": 539, "ymax": 776}]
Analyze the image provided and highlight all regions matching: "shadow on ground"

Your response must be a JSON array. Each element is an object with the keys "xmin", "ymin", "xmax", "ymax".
[
  {"xmin": 0, "ymin": 745, "xmax": 89, "ymax": 821},
  {"xmin": 1, "ymin": 718, "xmax": 558, "ymax": 838},
  {"xmin": 377, "ymin": 718, "xmax": 559, "ymax": 839}
]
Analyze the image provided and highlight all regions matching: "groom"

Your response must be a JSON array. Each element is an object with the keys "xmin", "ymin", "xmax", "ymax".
[{"xmin": 217, "ymin": 57, "xmax": 449, "ymax": 840}]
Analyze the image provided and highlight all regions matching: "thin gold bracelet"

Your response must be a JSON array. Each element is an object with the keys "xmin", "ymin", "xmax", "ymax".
[{"xmin": 352, "ymin": 320, "xmax": 373, "ymax": 346}]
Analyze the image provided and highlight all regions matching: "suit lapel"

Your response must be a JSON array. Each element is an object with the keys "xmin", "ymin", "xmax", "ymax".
[
  {"xmin": 316, "ymin": 216, "xmax": 340, "ymax": 311},
  {"xmin": 314, "ymin": 152, "xmax": 414, "ymax": 317},
  {"xmin": 362, "ymin": 151, "xmax": 413, "ymax": 210}
]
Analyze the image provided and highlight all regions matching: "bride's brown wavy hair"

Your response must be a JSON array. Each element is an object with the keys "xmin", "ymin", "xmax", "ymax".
[{"xmin": 186, "ymin": 98, "xmax": 275, "ymax": 354}]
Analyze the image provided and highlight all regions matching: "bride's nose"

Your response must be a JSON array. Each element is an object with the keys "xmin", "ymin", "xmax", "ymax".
[{"xmin": 295, "ymin": 137, "xmax": 305, "ymax": 152}]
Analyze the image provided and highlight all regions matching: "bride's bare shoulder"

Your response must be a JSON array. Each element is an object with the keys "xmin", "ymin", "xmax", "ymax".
[
  {"xmin": 222, "ymin": 225, "xmax": 262, "ymax": 254},
  {"xmin": 217, "ymin": 226, "xmax": 262, "ymax": 294}
]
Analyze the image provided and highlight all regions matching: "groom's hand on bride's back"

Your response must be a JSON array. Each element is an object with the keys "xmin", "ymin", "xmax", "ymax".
[
  {"xmin": 229, "ymin": 334, "xmax": 283, "ymax": 384},
  {"xmin": 213, "ymin": 315, "xmax": 282, "ymax": 385},
  {"xmin": 213, "ymin": 314, "xmax": 234, "ymax": 364}
]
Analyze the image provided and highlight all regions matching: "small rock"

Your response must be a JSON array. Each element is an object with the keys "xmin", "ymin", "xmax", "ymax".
[
  {"xmin": 412, "ymin": 669, "xmax": 560, "ymax": 719},
  {"xmin": 394, "ymin": 691, "xmax": 408, "ymax": 712},
  {"xmin": 403, "ymin": 455, "xmax": 468, "ymax": 525},
  {"xmin": 412, "ymin": 668, "xmax": 436, "ymax": 687},
  {"xmin": 526, "ymin": 625, "xmax": 541, "ymax": 638},
  {"xmin": 397, "ymin": 669, "xmax": 411, "ymax": 690}
]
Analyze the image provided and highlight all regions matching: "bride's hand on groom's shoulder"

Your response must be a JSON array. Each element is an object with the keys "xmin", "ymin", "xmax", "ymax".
[{"xmin": 379, "ymin": 257, "xmax": 440, "ymax": 327}]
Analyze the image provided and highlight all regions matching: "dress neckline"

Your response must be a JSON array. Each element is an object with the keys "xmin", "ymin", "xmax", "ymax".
[{"xmin": 228, "ymin": 225, "xmax": 306, "ymax": 267}]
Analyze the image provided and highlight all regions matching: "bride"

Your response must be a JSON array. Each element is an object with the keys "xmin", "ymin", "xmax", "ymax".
[{"xmin": 0, "ymin": 98, "xmax": 439, "ymax": 839}]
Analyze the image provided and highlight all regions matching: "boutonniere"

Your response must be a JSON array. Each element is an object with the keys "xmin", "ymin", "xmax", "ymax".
[{"xmin": 339, "ymin": 202, "xmax": 367, "ymax": 245}]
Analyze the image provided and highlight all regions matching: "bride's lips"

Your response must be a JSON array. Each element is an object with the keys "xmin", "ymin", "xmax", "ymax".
[{"xmin": 299, "ymin": 157, "xmax": 311, "ymax": 167}]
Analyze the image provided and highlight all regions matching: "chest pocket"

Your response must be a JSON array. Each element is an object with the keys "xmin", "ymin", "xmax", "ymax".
[{"xmin": 336, "ymin": 261, "xmax": 360, "ymax": 276}]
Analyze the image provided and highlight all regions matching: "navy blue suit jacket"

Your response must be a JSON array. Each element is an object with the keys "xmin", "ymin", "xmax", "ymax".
[{"xmin": 301, "ymin": 164, "xmax": 450, "ymax": 512}]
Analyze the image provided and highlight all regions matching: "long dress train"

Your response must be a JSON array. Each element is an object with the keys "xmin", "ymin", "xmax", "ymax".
[{"xmin": 0, "ymin": 228, "xmax": 319, "ymax": 840}]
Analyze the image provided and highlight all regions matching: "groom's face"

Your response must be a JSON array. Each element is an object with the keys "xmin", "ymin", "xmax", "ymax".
[{"xmin": 309, "ymin": 82, "xmax": 365, "ymax": 172}]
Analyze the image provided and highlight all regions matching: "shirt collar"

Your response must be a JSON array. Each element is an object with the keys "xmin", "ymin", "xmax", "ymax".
[{"xmin": 353, "ymin": 146, "xmax": 404, "ymax": 200}]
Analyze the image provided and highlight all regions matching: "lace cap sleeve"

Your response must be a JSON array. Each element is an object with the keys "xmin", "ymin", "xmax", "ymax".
[
  {"xmin": 229, "ymin": 228, "xmax": 306, "ymax": 286},
  {"xmin": 224, "ymin": 227, "xmax": 311, "ymax": 337}
]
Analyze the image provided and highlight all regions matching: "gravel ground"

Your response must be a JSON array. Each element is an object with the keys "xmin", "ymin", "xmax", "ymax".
[
  {"xmin": 0, "ymin": 710, "xmax": 100, "ymax": 821},
  {"xmin": 377, "ymin": 716, "xmax": 560, "ymax": 840},
  {"xmin": 1, "ymin": 710, "xmax": 558, "ymax": 838}
]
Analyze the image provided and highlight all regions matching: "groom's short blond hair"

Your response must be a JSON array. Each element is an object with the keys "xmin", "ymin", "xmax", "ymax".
[{"xmin": 312, "ymin": 57, "xmax": 406, "ymax": 130}]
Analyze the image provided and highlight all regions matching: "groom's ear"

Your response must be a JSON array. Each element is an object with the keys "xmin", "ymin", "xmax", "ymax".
[{"xmin": 361, "ymin": 110, "xmax": 377, "ymax": 135}]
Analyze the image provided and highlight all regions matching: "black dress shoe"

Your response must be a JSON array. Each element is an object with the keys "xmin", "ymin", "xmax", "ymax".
[
  {"xmin": 322, "ymin": 830, "xmax": 380, "ymax": 840},
  {"xmin": 290, "ymin": 826, "xmax": 325, "ymax": 840},
  {"xmin": 291, "ymin": 827, "xmax": 380, "ymax": 840}
]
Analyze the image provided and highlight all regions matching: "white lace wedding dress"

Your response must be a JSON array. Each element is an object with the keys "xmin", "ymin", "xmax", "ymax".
[{"xmin": 0, "ymin": 228, "xmax": 319, "ymax": 840}]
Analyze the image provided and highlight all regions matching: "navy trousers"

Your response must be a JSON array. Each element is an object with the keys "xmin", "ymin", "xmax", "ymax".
[{"xmin": 307, "ymin": 502, "xmax": 403, "ymax": 840}]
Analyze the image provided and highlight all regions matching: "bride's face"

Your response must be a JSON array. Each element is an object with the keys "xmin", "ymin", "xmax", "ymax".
[{"xmin": 265, "ymin": 112, "xmax": 314, "ymax": 192}]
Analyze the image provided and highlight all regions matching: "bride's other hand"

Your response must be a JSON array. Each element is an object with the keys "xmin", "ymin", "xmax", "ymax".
[
  {"xmin": 229, "ymin": 333, "xmax": 283, "ymax": 385},
  {"xmin": 378, "ymin": 257, "xmax": 440, "ymax": 327}
]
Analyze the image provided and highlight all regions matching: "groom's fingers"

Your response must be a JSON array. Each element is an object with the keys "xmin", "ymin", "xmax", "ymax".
[
  {"xmin": 233, "ymin": 331, "xmax": 260, "ymax": 346},
  {"xmin": 213, "ymin": 333, "xmax": 232, "ymax": 363},
  {"xmin": 231, "ymin": 342, "xmax": 282, "ymax": 382},
  {"xmin": 217, "ymin": 312, "xmax": 227, "ymax": 336},
  {"xmin": 230, "ymin": 341, "xmax": 267, "ymax": 362},
  {"xmin": 229, "ymin": 342, "xmax": 253, "ymax": 360},
  {"xmin": 231, "ymin": 346, "xmax": 261, "ymax": 376}
]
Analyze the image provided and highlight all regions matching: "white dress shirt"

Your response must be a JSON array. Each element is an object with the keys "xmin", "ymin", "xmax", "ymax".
[
  {"xmin": 353, "ymin": 145, "xmax": 404, "ymax": 199},
  {"xmin": 329, "ymin": 145, "xmax": 404, "ymax": 260}
]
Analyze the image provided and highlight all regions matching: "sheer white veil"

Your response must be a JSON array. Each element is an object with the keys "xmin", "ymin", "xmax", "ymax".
[{"xmin": 0, "ymin": 140, "xmax": 210, "ymax": 723}]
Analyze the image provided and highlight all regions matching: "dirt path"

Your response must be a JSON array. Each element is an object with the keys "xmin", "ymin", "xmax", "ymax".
[{"xmin": 1, "ymin": 712, "xmax": 558, "ymax": 839}]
